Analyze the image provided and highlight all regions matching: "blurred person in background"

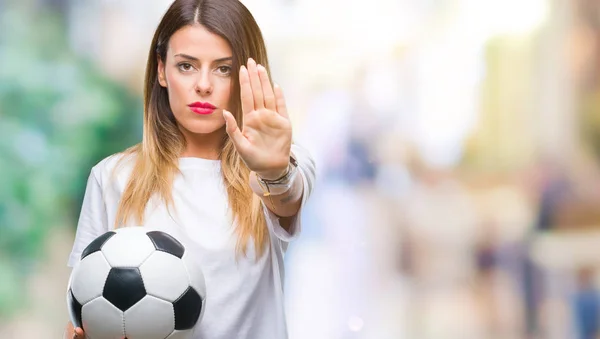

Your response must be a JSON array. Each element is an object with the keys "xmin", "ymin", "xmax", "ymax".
[
  {"xmin": 572, "ymin": 267, "xmax": 600, "ymax": 339},
  {"xmin": 64, "ymin": 0, "xmax": 316, "ymax": 338},
  {"xmin": 474, "ymin": 222, "xmax": 501, "ymax": 335}
]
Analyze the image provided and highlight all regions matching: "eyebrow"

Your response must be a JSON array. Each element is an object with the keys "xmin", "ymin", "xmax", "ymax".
[{"xmin": 174, "ymin": 54, "xmax": 233, "ymax": 63}]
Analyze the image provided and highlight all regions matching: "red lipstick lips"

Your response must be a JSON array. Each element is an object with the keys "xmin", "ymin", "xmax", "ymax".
[{"xmin": 188, "ymin": 102, "xmax": 216, "ymax": 115}]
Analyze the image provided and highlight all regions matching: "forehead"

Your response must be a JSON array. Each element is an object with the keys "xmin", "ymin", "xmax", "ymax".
[{"xmin": 167, "ymin": 24, "xmax": 231, "ymax": 59}]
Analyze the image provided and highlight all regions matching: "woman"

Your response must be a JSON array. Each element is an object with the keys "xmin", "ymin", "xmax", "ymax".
[{"xmin": 65, "ymin": 0, "xmax": 315, "ymax": 338}]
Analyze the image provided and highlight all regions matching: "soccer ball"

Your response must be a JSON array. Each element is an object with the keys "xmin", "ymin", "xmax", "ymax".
[{"xmin": 67, "ymin": 227, "xmax": 206, "ymax": 339}]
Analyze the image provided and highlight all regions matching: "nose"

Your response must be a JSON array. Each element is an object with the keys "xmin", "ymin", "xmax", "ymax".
[{"xmin": 194, "ymin": 71, "xmax": 212, "ymax": 96}]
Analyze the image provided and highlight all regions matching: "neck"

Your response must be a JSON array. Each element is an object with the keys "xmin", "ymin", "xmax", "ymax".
[{"xmin": 179, "ymin": 126, "xmax": 226, "ymax": 160}]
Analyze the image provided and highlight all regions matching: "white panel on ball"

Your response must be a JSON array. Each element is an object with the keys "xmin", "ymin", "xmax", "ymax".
[
  {"xmin": 70, "ymin": 252, "xmax": 111, "ymax": 304},
  {"xmin": 166, "ymin": 329, "xmax": 195, "ymax": 339},
  {"xmin": 139, "ymin": 251, "xmax": 190, "ymax": 302},
  {"xmin": 124, "ymin": 295, "xmax": 175, "ymax": 339},
  {"xmin": 182, "ymin": 251, "xmax": 206, "ymax": 298},
  {"xmin": 82, "ymin": 297, "xmax": 125, "ymax": 339},
  {"xmin": 102, "ymin": 227, "xmax": 156, "ymax": 267}
]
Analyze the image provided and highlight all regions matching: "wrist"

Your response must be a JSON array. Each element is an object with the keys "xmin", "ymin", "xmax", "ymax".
[
  {"xmin": 256, "ymin": 166, "xmax": 289, "ymax": 181},
  {"xmin": 251, "ymin": 155, "xmax": 299, "ymax": 196},
  {"xmin": 250, "ymin": 171, "xmax": 294, "ymax": 197}
]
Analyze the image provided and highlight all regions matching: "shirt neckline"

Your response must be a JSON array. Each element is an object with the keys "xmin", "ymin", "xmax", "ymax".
[{"xmin": 178, "ymin": 157, "xmax": 221, "ymax": 170}]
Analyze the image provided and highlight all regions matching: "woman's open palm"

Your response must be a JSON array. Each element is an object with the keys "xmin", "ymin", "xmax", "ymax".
[{"xmin": 223, "ymin": 58, "xmax": 292, "ymax": 180}]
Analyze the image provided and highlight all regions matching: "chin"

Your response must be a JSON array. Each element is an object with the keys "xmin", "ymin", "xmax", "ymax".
[{"xmin": 180, "ymin": 119, "xmax": 226, "ymax": 135}]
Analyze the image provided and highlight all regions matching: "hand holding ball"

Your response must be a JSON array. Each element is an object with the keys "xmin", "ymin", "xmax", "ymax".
[{"xmin": 67, "ymin": 227, "xmax": 206, "ymax": 339}]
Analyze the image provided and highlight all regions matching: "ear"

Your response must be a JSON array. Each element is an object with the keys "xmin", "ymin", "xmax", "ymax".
[{"xmin": 157, "ymin": 56, "xmax": 167, "ymax": 88}]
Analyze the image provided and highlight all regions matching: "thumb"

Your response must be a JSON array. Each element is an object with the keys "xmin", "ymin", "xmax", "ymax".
[{"xmin": 223, "ymin": 110, "xmax": 250, "ymax": 152}]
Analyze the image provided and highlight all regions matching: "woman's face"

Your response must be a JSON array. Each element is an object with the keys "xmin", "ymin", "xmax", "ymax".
[{"xmin": 158, "ymin": 24, "xmax": 233, "ymax": 135}]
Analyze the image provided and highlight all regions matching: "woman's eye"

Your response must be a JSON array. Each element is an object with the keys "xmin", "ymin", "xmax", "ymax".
[
  {"xmin": 217, "ymin": 66, "xmax": 231, "ymax": 75},
  {"xmin": 178, "ymin": 63, "xmax": 193, "ymax": 72}
]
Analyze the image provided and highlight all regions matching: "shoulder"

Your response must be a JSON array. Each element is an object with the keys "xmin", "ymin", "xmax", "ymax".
[{"xmin": 90, "ymin": 149, "xmax": 138, "ymax": 190}]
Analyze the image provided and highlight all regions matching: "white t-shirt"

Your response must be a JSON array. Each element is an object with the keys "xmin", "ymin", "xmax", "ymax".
[{"xmin": 67, "ymin": 144, "xmax": 315, "ymax": 339}]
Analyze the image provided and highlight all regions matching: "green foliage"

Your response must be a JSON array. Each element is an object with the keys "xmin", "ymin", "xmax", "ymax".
[{"xmin": 0, "ymin": 4, "xmax": 142, "ymax": 317}]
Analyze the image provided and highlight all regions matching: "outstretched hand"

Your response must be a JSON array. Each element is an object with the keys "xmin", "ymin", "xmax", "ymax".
[{"xmin": 222, "ymin": 58, "xmax": 292, "ymax": 180}]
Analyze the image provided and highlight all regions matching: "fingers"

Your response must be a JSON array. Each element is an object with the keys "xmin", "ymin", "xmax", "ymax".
[
  {"xmin": 239, "ymin": 66, "xmax": 254, "ymax": 115},
  {"xmin": 246, "ymin": 58, "xmax": 264, "ymax": 110},
  {"xmin": 241, "ymin": 58, "xmax": 280, "ymax": 115},
  {"xmin": 274, "ymin": 84, "xmax": 289, "ymax": 119},
  {"xmin": 257, "ymin": 65, "xmax": 276, "ymax": 111},
  {"xmin": 223, "ymin": 110, "xmax": 251, "ymax": 153},
  {"xmin": 74, "ymin": 327, "xmax": 85, "ymax": 339}
]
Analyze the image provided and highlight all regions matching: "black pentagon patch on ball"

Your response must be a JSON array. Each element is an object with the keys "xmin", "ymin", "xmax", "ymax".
[
  {"xmin": 81, "ymin": 231, "xmax": 116, "ymax": 260},
  {"xmin": 103, "ymin": 267, "xmax": 146, "ymax": 311},
  {"xmin": 67, "ymin": 288, "xmax": 83, "ymax": 328},
  {"xmin": 146, "ymin": 231, "xmax": 185, "ymax": 258},
  {"xmin": 173, "ymin": 287, "xmax": 203, "ymax": 330}
]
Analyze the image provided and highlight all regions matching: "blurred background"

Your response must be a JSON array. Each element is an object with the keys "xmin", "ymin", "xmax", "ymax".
[{"xmin": 2, "ymin": 0, "xmax": 600, "ymax": 338}]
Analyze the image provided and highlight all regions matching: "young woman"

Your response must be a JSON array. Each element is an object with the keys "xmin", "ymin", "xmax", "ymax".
[{"xmin": 65, "ymin": 0, "xmax": 315, "ymax": 338}]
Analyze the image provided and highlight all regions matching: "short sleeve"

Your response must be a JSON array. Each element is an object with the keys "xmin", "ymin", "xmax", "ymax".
[
  {"xmin": 264, "ymin": 144, "xmax": 316, "ymax": 242},
  {"xmin": 67, "ymin": 169, "xmax": 110, "ymax": 267}
]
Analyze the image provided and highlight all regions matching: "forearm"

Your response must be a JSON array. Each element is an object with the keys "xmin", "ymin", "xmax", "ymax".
[{"xmin": 249, "ymin": 170, "xmax": 304, "ymax": 218}]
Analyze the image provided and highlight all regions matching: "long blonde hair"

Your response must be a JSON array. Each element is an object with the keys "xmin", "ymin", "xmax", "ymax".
[{"xmin": 115, "ymin": 0, "xmax": 272, "ymax": 257}]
